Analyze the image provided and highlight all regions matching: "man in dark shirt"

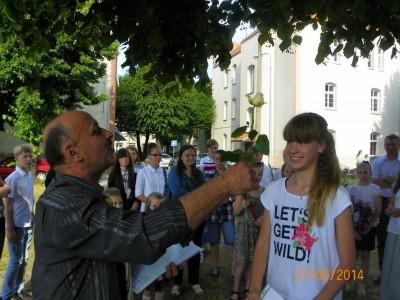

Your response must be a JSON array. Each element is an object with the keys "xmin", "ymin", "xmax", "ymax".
[{"xmin": 31, "ymin": 111, "xmax": 257, "ymax": 300}]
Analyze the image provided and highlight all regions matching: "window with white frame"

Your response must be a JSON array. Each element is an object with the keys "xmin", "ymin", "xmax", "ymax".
[
  {"xmin": 223, "ymin": 101, "xmax": 228, "ymax": 121},
  {"xmin": 247, "ymin": 65, "xmax": 255, "ymax": 94},
  {"xmin": 223, "ymin": 71, "xmax": 228, "ymax": 88},
  {"xmin": 223, "ymin": 134, "xmax": 228, "ymax": 150},
  {"xmin": 231, "ymin": 98, "xmax": 236, "ymax": 119},
  {"xmin": 370, "ymin": 89, "xmax": 380, "ymax": 112},
  {"xmin": 378, "ymin": 48, "xmax": 384, "ymax": 70},
  {"xmin": 232, "ymin": 64, "xmax": 237, "ymax": 84},
  {"xmin": 370, "ymin": 132, "xmax": 379, "ymax": 156},
  {"xmin": 324, "ymin": 83, "xmax": 336, "ymax": 108},
  {"xmin": 368, "ymin": 52, "xmax": 374, "ymax": 69}
]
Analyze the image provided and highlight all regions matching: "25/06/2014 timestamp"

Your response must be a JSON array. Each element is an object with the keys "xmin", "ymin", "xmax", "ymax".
[{"xmin": 294, "ymin": 268, "xmax": 365, "ymax": 281}]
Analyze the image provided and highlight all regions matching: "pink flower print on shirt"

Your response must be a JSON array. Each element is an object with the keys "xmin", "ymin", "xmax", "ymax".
[{"xmin": 292, "ymin": 219, "xmax": 318, "ymax": 251}]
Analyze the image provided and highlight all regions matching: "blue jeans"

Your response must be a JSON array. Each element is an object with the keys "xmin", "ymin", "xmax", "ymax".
[
  {"xmin": 1, "ymin": 227, "xmax": 32, "ymax": 300},
  {"xmin": 207, "ymin": 221, "xmax": 235, "ymax": 246}
]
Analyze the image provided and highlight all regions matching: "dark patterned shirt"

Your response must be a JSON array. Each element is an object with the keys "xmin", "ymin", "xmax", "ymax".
[{"xmin": 32, "ymin": 174, "xmax": 191, "ymax": 300}]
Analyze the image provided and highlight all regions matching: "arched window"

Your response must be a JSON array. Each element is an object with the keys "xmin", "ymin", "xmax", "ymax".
[
  {"xmin": 231, "ymin": 98, "xmax": 236, "ymax": 119},
  {"xmin": 232, "ymin": 64, "xmax": 237, "ymax": 84},
  {"xmin": 370, "ymin": 89, "xmax": 380, "ymax": 112},
  {"xmin": 223, "ymin": 71, "xmax": 228, "ymax": 88},
  {"xmin": 247, "ymin": 65, "xmax": 255, "ymax": 94},
  {"xmin": 324, "ymin": 83, "xmax": 336, "ymax": 109},
  {"xmin": 377, "ymin": 48, "xmax": 384, "ymax": 70},
  {"xmin": 223, "ymin": 101, "xmax": 228, "ymax": 121},
  {"xmin": 370, "ymin": 132, "xmax": 379, "ymax": 156}
]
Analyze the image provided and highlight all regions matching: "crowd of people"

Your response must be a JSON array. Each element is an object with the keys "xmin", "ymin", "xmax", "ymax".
[{"xmin": 0, "ymin": 110, "xmax": 399, "ymax": 300}]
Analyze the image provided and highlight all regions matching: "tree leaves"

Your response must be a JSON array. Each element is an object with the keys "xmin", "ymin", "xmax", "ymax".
[
  {"xmin": 231, "ymin": 125, "xmax": 248, "ymax": 138},
  {"xmin": 255, "ymin": 134, "xmax": 270, "ymax": 155},
  {"xmin": 2, "ymin": 0, "xmax": 400, "ymax": 84}
]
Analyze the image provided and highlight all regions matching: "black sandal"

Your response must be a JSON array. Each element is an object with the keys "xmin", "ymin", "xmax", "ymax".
[{"xmin": 230, "ymin": 290, "xmax": 239, "ymax": 300}]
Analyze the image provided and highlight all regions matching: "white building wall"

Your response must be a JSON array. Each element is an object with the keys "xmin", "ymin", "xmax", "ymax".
[{"xmin": 212, "ymin": 26, "xmax": 400, "ymax": 169}]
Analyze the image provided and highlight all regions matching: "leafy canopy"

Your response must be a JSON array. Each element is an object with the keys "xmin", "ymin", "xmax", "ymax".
[
  {"xmin": 117, "ymin": 65, "xmax": 215, "ymax": 142},
  {"xmin": 0, "ymin": 32, "xmax": 117, "ymax": 145},
  {"xmin": 1, "ymin": 0, "xmax": 400, "ymax": 83}
]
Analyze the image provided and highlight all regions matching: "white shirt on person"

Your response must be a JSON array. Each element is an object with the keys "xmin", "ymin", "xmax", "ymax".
[
  {"xmin": 261, "ymin": 178, "xmax": 351, "ymax": 300},
  {"xmin": 371, "ymin": 155, "xmax": 400, "ymax": 198},
  {"xmin": 349, "ymin": 183, "xmax": 381, "ymax": 227},
  {"xmin": 5, "ymin": 166, "xmax": 34, "ymax": 227},
  {"xmin": 135, "ymin": 165, "xmax": 165, "ymax": 212}
]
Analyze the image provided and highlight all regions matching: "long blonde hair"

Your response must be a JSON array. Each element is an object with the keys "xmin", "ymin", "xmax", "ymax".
[{"xmin": 283, "ymin": 112, "xmax": 341, "ymax": 227}]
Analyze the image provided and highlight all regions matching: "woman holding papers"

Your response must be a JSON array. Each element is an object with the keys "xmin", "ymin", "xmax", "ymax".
[
  {"xmin": 248, "ymin": 113, "xmax": 356, "ymax": 300},
  {"xmin": 167, "ymin": 145, "xmax": 206, "ymax": 297}
]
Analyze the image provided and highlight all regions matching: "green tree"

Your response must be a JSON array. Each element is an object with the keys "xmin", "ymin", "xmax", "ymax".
[
  {"xmin": 116, "ymin": 66, "xmax": 215, "ymax": 158},
  {"xmin": 0, "ymin": 33, "xmax": 117, "ymax": 145},
  {"xmin": 1, "ymin": 0, "xmax": 400, "ymax": 82}
]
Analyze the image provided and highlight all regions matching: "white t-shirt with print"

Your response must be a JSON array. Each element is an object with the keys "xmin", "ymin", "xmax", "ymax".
[
  {"xmin": 349, "ymin": 183, "xmax": 380, "ymax": 228},
  {"xmin": 261, "ymin": 178, "xmax": 351, "ymax": 300}
]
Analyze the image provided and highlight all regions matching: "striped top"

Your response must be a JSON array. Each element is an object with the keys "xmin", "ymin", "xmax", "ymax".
[{"xmin": 32, "ymin": 174, "xmax": 191, "ymax": 300}]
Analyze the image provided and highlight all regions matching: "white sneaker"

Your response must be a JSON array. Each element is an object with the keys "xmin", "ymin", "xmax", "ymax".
[
  {"xmin": 192, "ymin": 284, "xmax": 204, "ymax": 295},
  {"xmin": 170, "ymin": 285, "xmax": 181, "ymax": 297}
]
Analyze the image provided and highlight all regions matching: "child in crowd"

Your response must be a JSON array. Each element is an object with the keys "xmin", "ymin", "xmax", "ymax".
[
  {"xmin": 142, "ymin": 192, "xmax": 166, "ymax": 300},
  {"xmin": 104, "ymin": 187, "xmax": 124, "ymax": 209},
  {"xmin": 199, "ymin": 138, "xmax": 218, "ymax": 181},
  {"xmin": 231, "ymin": 163, "xmax": 264, "ymax": 300},
  {"xmin": 206, "ymin": 150, "xmax": 235, "ymax": 277},
  {"xmin": 248, "ymin": 113, "xmax": 355, "ymax": 300},
  {"xmin": 1, "ymin": 144, "xmax": 35, "ymax": 300},
  {"xmin": 103, "ymin": 187, "xmax": 130, "ymax": 300},
  {"xmin": 348, "ymin": 161, "xmax": 381, "ymax": 296},
  {"xmin": 380, "ymin": 174, "xmax": 400, "ymax": 299},
  {"xmin": 281, "ymin": 163, "xmax": 295, "ymax": 178}
]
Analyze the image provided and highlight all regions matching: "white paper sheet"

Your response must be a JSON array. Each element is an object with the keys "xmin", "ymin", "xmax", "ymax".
[
  {"xmin": 260, "ymin": 284, "xmax": 284, "ymax": 300},
  {"xmin": 130, "ymin": 242, "xmax": 202, "ymax": 294}
]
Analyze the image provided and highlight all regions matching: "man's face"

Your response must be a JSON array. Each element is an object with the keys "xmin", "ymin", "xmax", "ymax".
[
  {"xmin": 69, "ymin": 112, "xmax": 115, "ymax": 175},
  {"xmin": 384, "ymin": 138, "xmax": 400, "ymax": 157},
  {"xmin": 254, "ymin": 152, "xmax": 263, "ymax": 163},
  {"xmin": 15, "ymin": 151, "xmax": 33, "ymax": 171}
]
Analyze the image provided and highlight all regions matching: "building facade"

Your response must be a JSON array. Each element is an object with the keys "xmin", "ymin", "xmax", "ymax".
[{"xmin": 212, "ymin": 27, "xmax": 400, "ymax": 169}]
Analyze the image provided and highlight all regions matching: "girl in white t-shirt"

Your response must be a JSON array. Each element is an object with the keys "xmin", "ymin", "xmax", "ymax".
[
  {"xmin": 348, "ymin": 161, "xmax": 381, "ymax": 296},
  {"xmin": 248, "ymin": 112, "xmax": 356, "ymax": 300}
]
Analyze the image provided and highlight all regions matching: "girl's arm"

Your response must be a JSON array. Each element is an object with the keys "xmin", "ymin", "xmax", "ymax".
[
  {"xmin": 314, "ymin": 207, "xmax": 356, "ymax": 300},
  {"xmin": 248, "ymin": 209, "xmax": 271, "ymax": 300},
  {"xmin": 362, "ymin": 195, "xmax": 381, "ymax": 234},
  {"xmin": 233, "ymin": 194, "xmax": 245, "ymax": 216}
]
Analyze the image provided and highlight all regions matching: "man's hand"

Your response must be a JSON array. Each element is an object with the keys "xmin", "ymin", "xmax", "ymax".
[
  {"xmin": 222, "ymin": 161, "xmax": 259, "ymax": 195},
  {"xmin": 6, "ymin": 227, "xmax": 17, "ymax": 244}
]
